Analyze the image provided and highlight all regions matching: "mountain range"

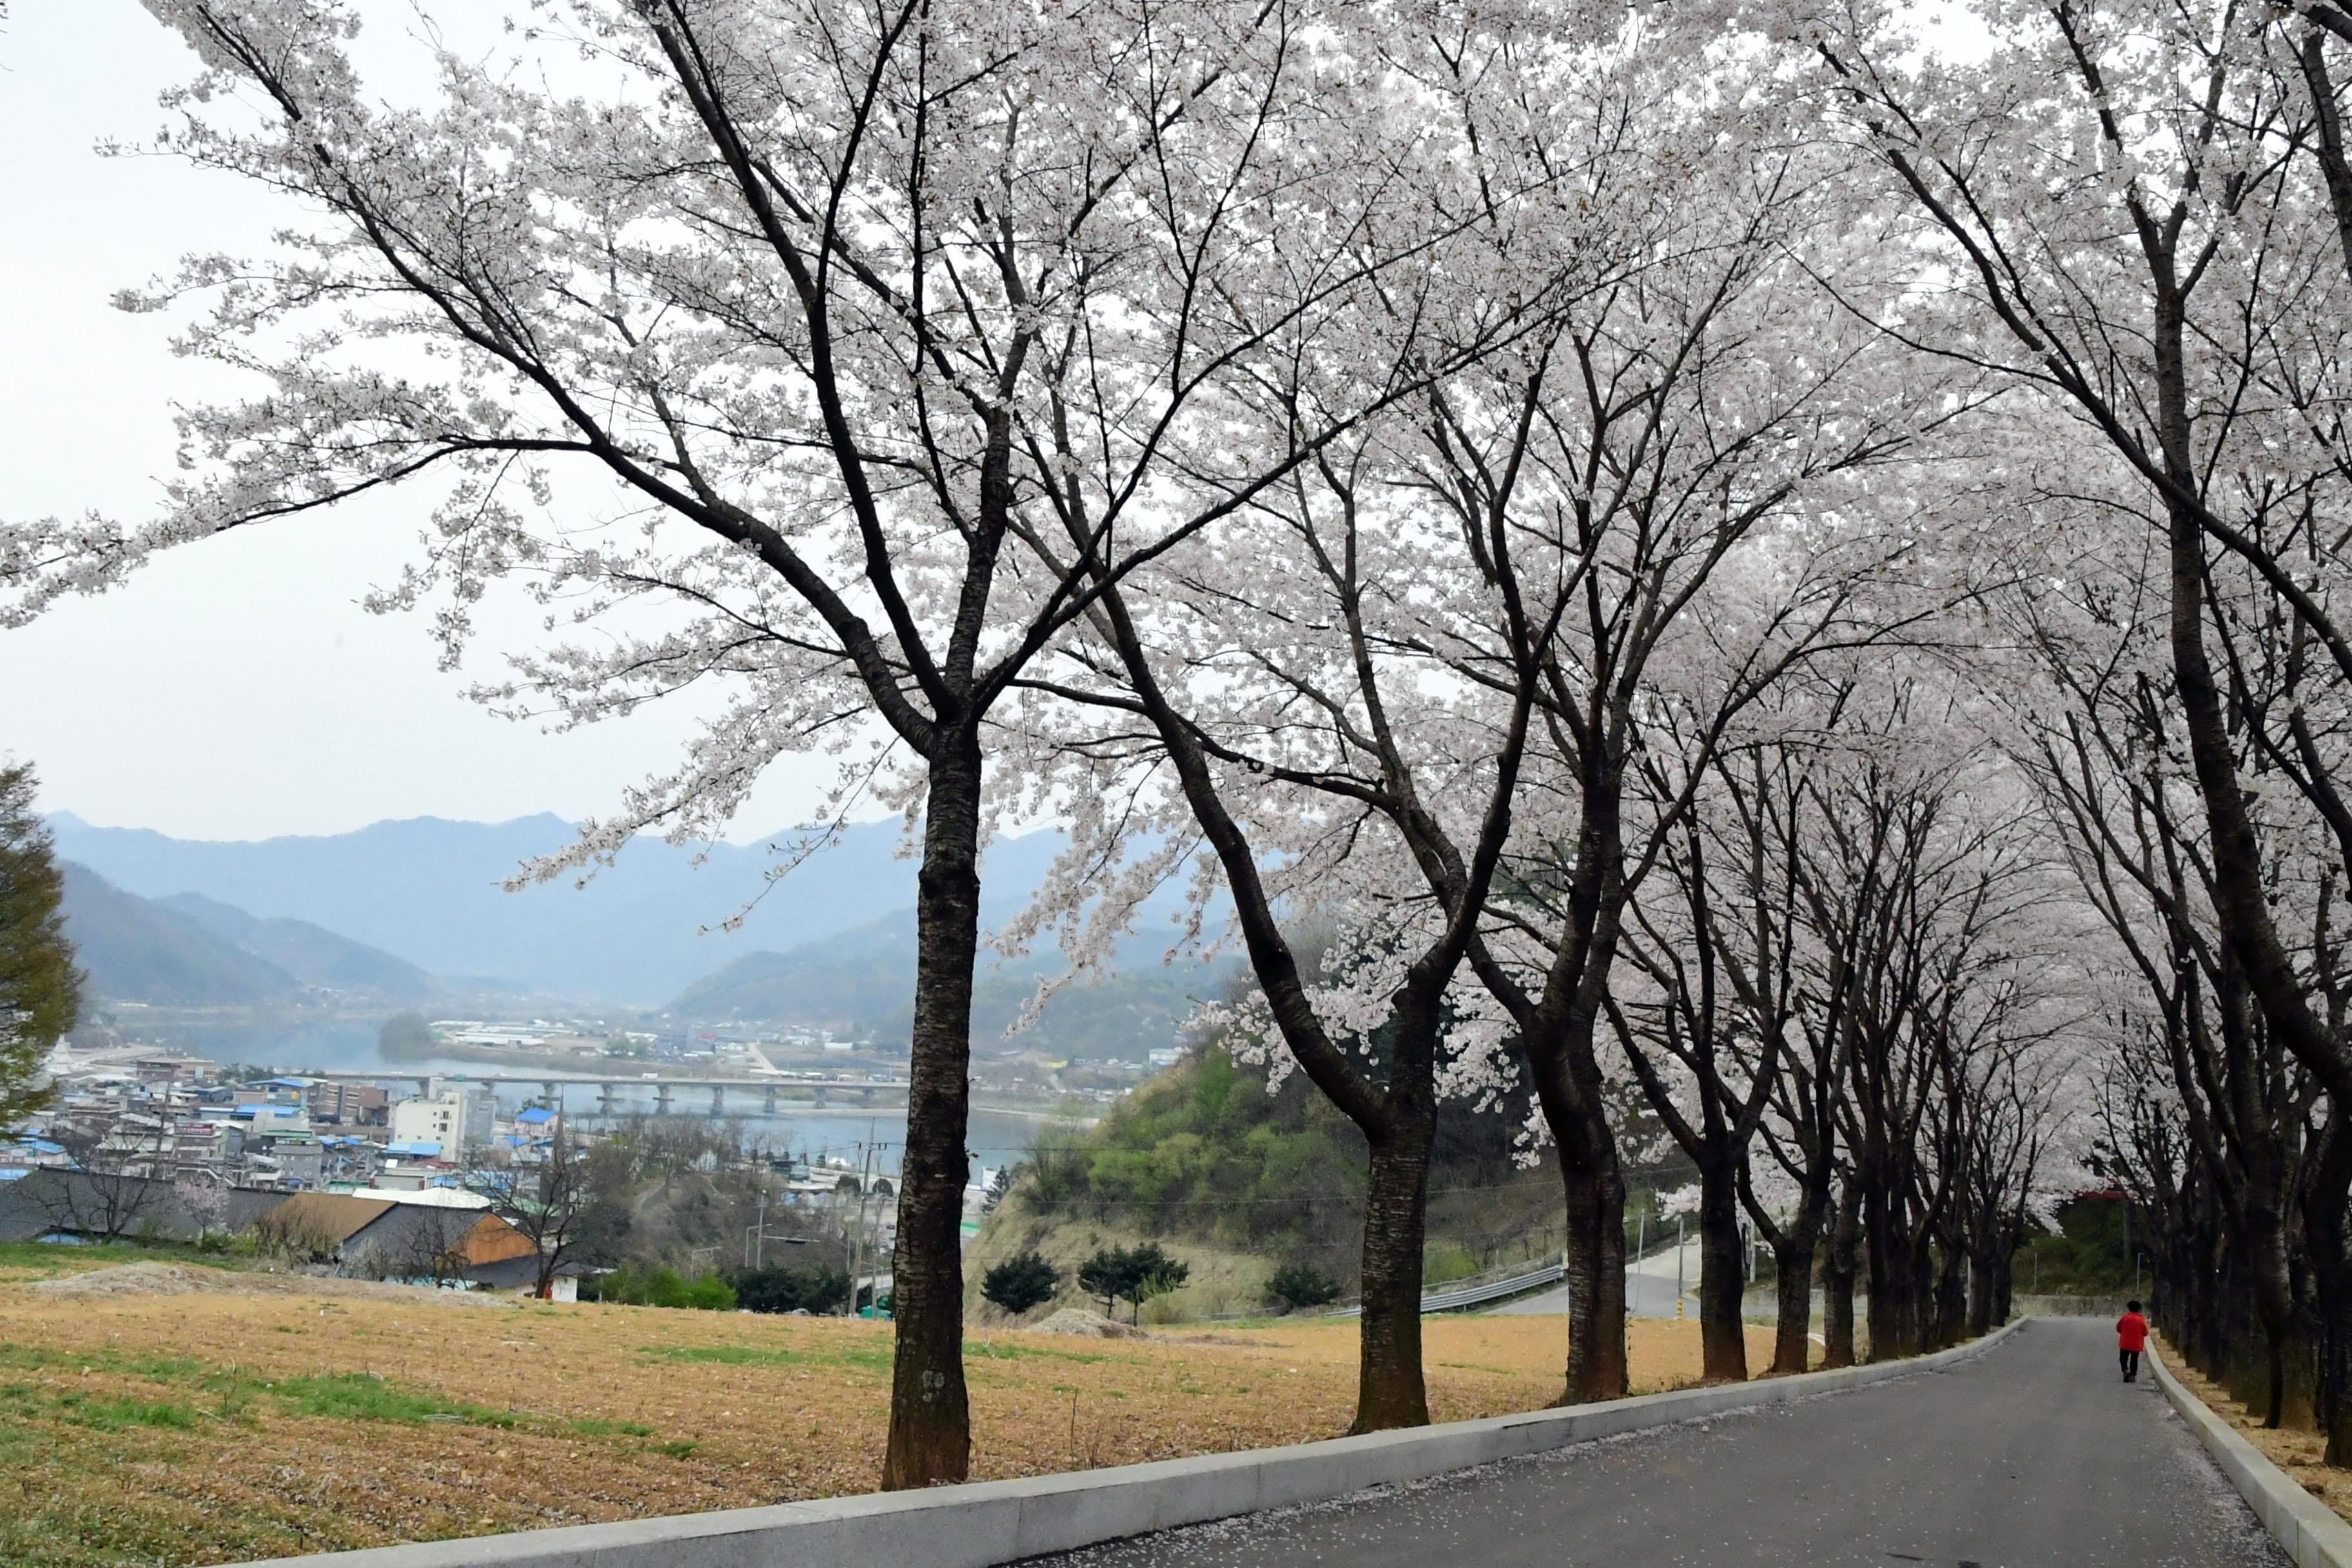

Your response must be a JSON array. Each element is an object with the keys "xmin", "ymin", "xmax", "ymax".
[
  {"xmin": 58, "ymin": 863, "xmax": 447, "ymax": 1008},
  {"xmin": 50, "ymin": 814, "xmax": 1219, "ymax": 1055},
  {"xmin": 49, "ymin": 812, "xmax": 1072, "ymax": 1008}
]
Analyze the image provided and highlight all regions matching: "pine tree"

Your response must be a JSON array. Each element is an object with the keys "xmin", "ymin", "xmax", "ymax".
[{"xmin": 0, "ymin": 763, "xmax": 76, "ymax": 1132}]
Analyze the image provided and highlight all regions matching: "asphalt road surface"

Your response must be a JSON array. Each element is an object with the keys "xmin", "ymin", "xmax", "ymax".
[
  {"xmin": 1498, "ymin": 1235, "xmax": 1694, "ymax": 1317},
  {"xmin": 1023, "ymin": 1319, "xmax": 2287, "ymax": 1568}
]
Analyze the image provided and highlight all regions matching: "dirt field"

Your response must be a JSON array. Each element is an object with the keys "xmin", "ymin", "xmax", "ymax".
[{"xmin": 0, "ymin": 1251, "xmax": 1780, "ymax": 1567}]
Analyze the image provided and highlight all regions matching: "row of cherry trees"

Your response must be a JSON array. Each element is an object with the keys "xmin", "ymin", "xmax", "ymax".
[{"xmin": 8, "ymin": 0, "xmax": 2351, "ymax": 1485}]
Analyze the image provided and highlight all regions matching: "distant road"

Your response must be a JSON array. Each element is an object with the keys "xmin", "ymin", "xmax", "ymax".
[
  {"xmin": 1494, "ymin": 1232, "xmax": 1697, "ymax": 1318},
  {"xmin": 1028, "ymin": 1319, "xmax": 2285, "ymax": 1568}
]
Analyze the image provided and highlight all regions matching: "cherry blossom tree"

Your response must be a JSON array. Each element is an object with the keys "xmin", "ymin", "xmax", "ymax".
[
  {"xmin": 1000, "ymin": 8, "xmax": 1607, "ymax": 1433},
  {"xmin": 1438, "ymin": 89, "xmax": 1955, "ymax": 1402},
  {"xmin": 1818, "ymin": 0, "xmax": 2352, "ymax": 1447},
  {"xmin": 4, "ymin": 0, "xmax": 1462, "ymax": 1485}
]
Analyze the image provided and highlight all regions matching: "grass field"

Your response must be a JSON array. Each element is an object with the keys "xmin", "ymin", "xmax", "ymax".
[{"xmin": 0, "ymin": 1247, "xmax": 1780, "ymax": 1567}]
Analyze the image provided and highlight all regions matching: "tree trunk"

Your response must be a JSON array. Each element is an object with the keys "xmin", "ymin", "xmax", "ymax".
[
  {"xmin": 1932, "ymin": 1243, "xmax": 1966, "ymax": 1349},
  {"xmin": 1696, "ymin": 1160, "xmax": 1749, "ymax": 1382},
  {"xmin": 881, "ymin": 739, "xmax": 981, "ymax": 1490},
  {"xmin": 2247, "ymin": 1197, "xmax": 2296, "ymax": 1429},
  {"xmin": 1966, "ymin": 1241, "xmax": 1997, "ymax": 1339},
  {"xmin": 2303, "ymin": 1112, "xmax": 2352, "ymax": 1465},
  {"xmin": 1353, "ymin": 1113, "xmax": 1435, "ymax": 1432},
  {"xmin": 1560, "ymin": 1149, "xmax": 1630, "ymax": 1403},
  {"xmin": 1862, "ymin": 1191, "xmax": 1916, "ymax": 1362},
  {"xmin": 1769, "ymin": 1230, "xmax": 1818, "ymax": 1375},
  {"xmin": 1822, "ymin": 1178, "xmax": 1861, "ymax": 1369}
]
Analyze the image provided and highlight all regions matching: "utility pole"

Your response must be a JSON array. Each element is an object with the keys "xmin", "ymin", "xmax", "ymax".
[
  {"xmin": 844, "ymin": 1120, "xmax": 878, "ymax": 1318},
  {"xmin": 1675, "ymin": 1215, "xmax": 1685, "ymax": 1320},
  {"xmin": 745, "ymin": 1182, "xmax": 769, "ymax": 1271}
]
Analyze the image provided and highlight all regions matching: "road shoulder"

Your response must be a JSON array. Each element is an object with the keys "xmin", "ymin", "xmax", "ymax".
[{"xmin": 2150, "ymin": 1341, "xmax": 2352, "ymax": 1568}]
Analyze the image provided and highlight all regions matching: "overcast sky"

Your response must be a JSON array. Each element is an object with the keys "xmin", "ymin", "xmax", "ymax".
[{"xmin": 0, "ymin": 4, "xmax": 835, "ymax": 843}]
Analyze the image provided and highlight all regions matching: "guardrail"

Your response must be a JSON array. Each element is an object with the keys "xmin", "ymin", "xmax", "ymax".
[{"xmin": 1327, "ymin": 1261, "xmax": 1563, "ymax": 1318}]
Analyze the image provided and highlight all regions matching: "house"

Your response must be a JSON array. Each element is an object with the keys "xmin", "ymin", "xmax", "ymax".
[
  {"xmin": 0, "ymin": 1170, "xmax": 282, "ymax": 1243},
  {"xmin": 259, "ymin": 1191, "xmax": 542, "ymax": 1286},
  {"xmin": 251, "ymin": 1130, "xmax": 326, "ymax": 1188},
  {"xmin": 307, "ymin": 1082, "xmax": 389, "ymax": 1128}
]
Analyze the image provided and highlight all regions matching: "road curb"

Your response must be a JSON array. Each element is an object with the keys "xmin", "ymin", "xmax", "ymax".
[
  {"xmin": 2148, "ymin": 1341, "xmax": 2352, "ymax": 1567},
  {"xmin": 230, "ymin": 1320, "xmax": 2023, "ymax": 1568}
]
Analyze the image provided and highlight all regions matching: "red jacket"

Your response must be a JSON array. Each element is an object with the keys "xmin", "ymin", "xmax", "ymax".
[{"xmin": 2117, "ymin": 1311, "xmax": 2150, "ymax": 1352}]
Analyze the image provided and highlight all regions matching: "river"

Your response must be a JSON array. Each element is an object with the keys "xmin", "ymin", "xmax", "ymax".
[{"xmin": 143, "ymin": 1015, "xmax": 1065, "ymax": 1177}]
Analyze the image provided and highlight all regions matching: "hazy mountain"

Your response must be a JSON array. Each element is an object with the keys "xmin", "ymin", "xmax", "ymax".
[
  {"xmin": 58, "ymin": 864, "xmax": 460, "ymax": 1008},
  {"xmin": 666, "ymin": 909, "xmax": 1223, "ymax": 1061},
  {"xmin": 48, "ymin": 813, "xmax": 1073, "ymax": 1006},
  {"xmin": 153, "ymin": 891, "xmax": 442, "ymax": 1002},
  {"xmin": 59, "ymin": 863, "xmax": 297, "ymax": 1006}
]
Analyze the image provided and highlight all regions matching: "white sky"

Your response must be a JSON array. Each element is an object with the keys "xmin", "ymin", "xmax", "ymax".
[{"xmin": 0, "ymin": 3, "xmax": 836, "ymax": 842}]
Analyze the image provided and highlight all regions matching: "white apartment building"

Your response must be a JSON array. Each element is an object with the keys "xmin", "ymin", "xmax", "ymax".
[{"xmin": 389, "ymin": 1083, "xmax": 494, "ymax": 1150}]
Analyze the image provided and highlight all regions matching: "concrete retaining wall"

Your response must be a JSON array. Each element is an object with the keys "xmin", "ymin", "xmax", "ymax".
[
  {"xmin": 2148, "ymin": 1342, "xmax": 2352, "ymax": 1567},
  {"xmin": 232, "ymin": 1320, "xmax": 2023, "ymax": 1568},
  {"xmin": 2012, "ymin": 1293, "xmax": 2128, "ymax": 1318}
]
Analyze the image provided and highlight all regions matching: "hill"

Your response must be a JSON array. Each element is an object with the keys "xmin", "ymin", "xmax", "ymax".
[
  {"xmin": 59, "ymin": 863, "xmax": 297, "ymax": 1006},
  {"xmin": 664, "ymin": 911, "xmax": 1220, "ymax": 1060},
  {"xmin": 155, "ymin": 891, "xmax": 442, "ymax": 1001},
  {"xmin": 970, "ymin": 1050, "xmax": 1573, "ymax": 1317},
  {"xmin": 48, "ymin": 813, "xmax": 1078, "ymax": 1007},
  {"xmin": 57, "ymin": 864, "xmax": 449, "ymax": 1008}
]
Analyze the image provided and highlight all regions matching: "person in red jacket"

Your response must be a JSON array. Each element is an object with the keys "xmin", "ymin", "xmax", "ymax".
[{"xmin": 2117, "ymin": 1299, "xmax": 2150, "ymax": 1382}]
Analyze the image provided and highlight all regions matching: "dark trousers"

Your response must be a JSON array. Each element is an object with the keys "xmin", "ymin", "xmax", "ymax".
[{"xmin": 2121, "ymin": 1348, "xmax": 2141, "ymax": 1379}]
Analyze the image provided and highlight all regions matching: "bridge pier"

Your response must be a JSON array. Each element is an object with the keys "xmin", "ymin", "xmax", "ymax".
[
  {"xmin": 656, "ymin": 1083, "xmax": 673, "ymax": 1115},
  {"xmin": 598, "ymin": 1083, "xmax": 616, "ymax": 1115},
  {"xmin": 710, "ymin": 1086, "xmax": 726, "ymax": 1117},
  {"xmin": 542, "ymin": 1081, "xmax": 559, "ymax": 1113},
  {"xmin": 763, "ymin": 1086, "xmax": 778, "ymax": 1113}
]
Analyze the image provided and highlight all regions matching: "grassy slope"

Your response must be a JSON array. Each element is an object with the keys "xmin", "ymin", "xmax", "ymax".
[
  {"xmin": 968, "ymin": 1050, "xmax": 1579, "ymax": 1323},
  {"xmin": 0, "ymin": 1242, "xmax": 1769, "ymax": 1567}
]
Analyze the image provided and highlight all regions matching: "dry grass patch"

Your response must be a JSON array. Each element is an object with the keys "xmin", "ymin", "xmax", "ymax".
[{"xmin": 0, "ymin": 1274, "xmax": 1778, "ymax": 1568}]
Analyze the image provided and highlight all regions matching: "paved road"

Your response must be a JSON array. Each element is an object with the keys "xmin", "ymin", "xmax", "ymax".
[
  {"xmin": 1025, "ymin": 1320, "xmax": 2285, "ymax": 1568},
  {"xmin": 1497, "ymin": 1235, "xmax": 1696, "ymax": 1317}
]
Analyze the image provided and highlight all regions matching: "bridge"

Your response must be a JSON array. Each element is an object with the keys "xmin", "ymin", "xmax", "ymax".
[{"xmin": 307, "ymin": 1069, "xmax": 910, "ymax": 1117}]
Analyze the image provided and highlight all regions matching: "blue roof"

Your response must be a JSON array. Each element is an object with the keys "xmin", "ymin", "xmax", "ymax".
[
  {"xmin": 263, "ymin": 1077, "xmax": 315, "ymax": 1088},
  {"xmin": 230, "ymin": 1104, "xmax": 301, "ymax": 1120},
  {"xmin": 0, "ymin": 1168, "xmax": 28, "ymax": 1181},
  {"xmin": 515, "ymin": 1107, "xmax": 557, "ymax": 1125},
  {"xmin": 384, "ymin": 1141, "xmax": 443, "ymax": 1159},
  {"xmin": 12, "ymin": 1138, "xmax": 64, "ymax": 1156}
]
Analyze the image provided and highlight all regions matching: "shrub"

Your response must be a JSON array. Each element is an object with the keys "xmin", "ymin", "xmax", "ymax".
[
  {"xmin": 735, "ymin": 1262, "xmax": 851, "ymax": 1315},
  {"xmin": 1264, "ymin": 1260, "xmax": 1340, "ymax": 1312},
  {"xmin": 981, "ymin": 1251, "xmax": 1059, "ymax": 1315},
  {"xmin": 1424, "ymin": 1244, "xmax": 1479, "ymax": 1286},
  {"xmin": 590, "ymin": 1264, "xmax": 735, "ymax": 1309},
  {"xmin": 681, "ymin": 1273, "xmax": 737, "ymax": 1311}
]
